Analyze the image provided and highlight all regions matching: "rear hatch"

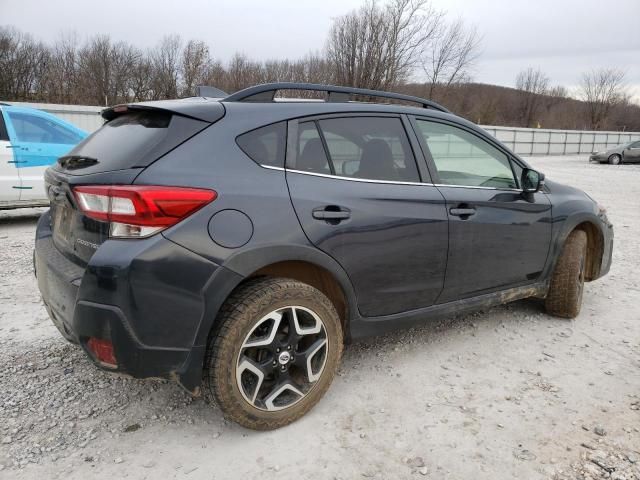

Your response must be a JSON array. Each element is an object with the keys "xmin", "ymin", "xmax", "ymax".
[{"xmin": 46, "ymin": 100, "xmax": 224, "ymax": 266}]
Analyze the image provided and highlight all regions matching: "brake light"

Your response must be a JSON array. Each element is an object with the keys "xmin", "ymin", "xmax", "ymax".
[
  {"xmin": 86, "ymin": 337, "xmax": 117, "ymax": 367},
  {"xmin": 74, "ymin": 185, "xmax": 217, "ymax": 238}
]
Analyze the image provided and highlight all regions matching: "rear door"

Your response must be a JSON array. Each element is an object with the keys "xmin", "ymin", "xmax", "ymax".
[
  {"xmin": 4, "ymin": 108, "xmax": 86, "ymax": 201},
  {"xmin": 0, "ymin": 109, "xmax": 21, "ymax": 203},
  {"xmin": 411, "ymin": 117, "xmax": 552, "ymax": 303},
  {"xmin": 286, "ymin": 114, "xmax": 448, "ymax": 317}
]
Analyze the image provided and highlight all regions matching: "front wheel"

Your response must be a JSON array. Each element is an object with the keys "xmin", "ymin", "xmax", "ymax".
[
  {"xmin": 608, "ymin": 154, "xmax": 621, "ymax": 165},
  {"xmin": 545, "ymin": 230, "xmax": 587, "ymax": 318},
  {"xmin": 203, "ymin": 277, "xmax": 343, "ymax": 430}
]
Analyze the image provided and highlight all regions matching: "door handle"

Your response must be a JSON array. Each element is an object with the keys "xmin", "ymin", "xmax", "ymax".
[
  {"xmin": 7, "ymin": 160, "xmax": 27, "ymax": 164},
  {"xmin": 449, "ymin": 207, "xmax": 476, "ymax": 217},
  {"xmin": 312, "ymin": 207, "xmax": 351, "ymax": 221}
]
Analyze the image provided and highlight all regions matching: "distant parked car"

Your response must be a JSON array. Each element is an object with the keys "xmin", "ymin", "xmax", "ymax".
[
  {"xmin": 0, "ymin": 103, "xmax": 87, "ymax": 209},
  {"xmin": 589, "ymin": 140, "xmax": 640, "ymax": 165}
]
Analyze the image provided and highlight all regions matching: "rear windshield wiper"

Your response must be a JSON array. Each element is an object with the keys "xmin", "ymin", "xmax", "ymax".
[{"xmin": 58, "ymin": 155, "xmax": 99, "ymax": 170}]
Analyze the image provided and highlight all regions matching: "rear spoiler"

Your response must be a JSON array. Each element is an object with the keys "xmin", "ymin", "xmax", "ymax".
[{"xmin": 102, "ymin": 99, "xmax": 225, "ymax": 123}]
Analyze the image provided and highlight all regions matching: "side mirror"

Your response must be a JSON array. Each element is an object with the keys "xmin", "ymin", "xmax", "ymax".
[{"xmin": 522, "ymin": 168, "xmax": 544, "ymax": 193}]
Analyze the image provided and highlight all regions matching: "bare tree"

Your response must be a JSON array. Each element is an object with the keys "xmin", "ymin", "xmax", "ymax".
[
  {"xmin": 41, "ymin": 32, "xmax": 79, "ymax": 104},
  {"xmin": 327, "ymin": 0, "xmax": 442, "ymax": 90},
  {"xmin": 579, "ymin": 68, "xmax": 627, "ymax": 130},
  {"xmin": 422, "ymin": 18, "xmax": 480, "ymax": 100},
  {"xmin": 0, "ymin": 26, "xmax": 48, "ymax": 101},
  {"xmin": 226, "ymin": 53, "xmax": 264, "ymax": 92},
  {"xmin": 181, "ymin": 40, "xmax": 212, "ymax": 97},
  {"xmin": 129, "ymin": 54, "xmax": 154, "ymax": 101},
  {"xmin": 515, "ymin": 67, "xmax": 549, "ymax": 127},
  {"xmin": 149, "ymin": 35, "xmax": 182, "ymax": 100},
  {"xmin": 75, "ymin": 35, "xmax": 139, "ymax": 105}
]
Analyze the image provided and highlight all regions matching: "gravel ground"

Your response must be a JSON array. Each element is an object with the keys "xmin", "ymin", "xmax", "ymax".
[{"xmin": 0, "ymin": 155, "xmax": 638, "ymax": 480}]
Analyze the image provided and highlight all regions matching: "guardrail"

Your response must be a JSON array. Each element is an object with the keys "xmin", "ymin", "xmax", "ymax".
[
  {"xmin": 4, "ymin": 101, "xmax": 640, "ymax": 156},
  {"xmin": 480, "ymin": 126, "xmax": 640, "ymax": 156}
]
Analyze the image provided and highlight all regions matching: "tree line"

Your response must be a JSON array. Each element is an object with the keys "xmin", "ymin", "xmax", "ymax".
[{"xmin": 1, "ymin": 0, "xmax": 637, "ymax": 131}]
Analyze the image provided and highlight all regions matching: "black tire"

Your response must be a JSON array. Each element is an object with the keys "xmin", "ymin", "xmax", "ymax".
[
  {"xmin": 608, "ymin": 154, "xmax": 621, "ymax": 165},
  {"xmin": 545, "ymin": 230, "xmax": 588, "ymax": 318},
  {"xmin": 203, "ymin": 277, "xmax": 343, "ymax": 430}
]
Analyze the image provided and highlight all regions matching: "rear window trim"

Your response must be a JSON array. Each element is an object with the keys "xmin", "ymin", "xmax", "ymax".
[{"xmin": 235, "ymin": 120, "xmax": 288, "ymax": 169}]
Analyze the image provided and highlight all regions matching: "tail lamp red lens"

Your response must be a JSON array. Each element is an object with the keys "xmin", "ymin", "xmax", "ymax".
[
  {"xmin": 73, "ymin": 185, "xmax": 217, "ymax": 238},
  {"xmin": 86, "ymin": 337, "xmax": 117, "ymax": 367}
]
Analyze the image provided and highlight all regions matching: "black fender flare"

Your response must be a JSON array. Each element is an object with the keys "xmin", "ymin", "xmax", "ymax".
[
  {"xmin": 543, "ymin": 211, "xmax": 605, "ymax": 282},
  {"xmin": 176, "ymin": 244, "xmax": 359, "ymax": 393}
]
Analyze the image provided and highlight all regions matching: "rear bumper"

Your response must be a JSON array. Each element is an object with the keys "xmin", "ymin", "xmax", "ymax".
[{"xmin": 34, "ymin": 210, "xmax": 240, "ymax": 393}]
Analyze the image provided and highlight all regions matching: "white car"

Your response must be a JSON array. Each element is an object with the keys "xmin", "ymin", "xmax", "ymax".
[{"xmin": 0, "ymin": 103, "xmax": 87, "ymax": 209}]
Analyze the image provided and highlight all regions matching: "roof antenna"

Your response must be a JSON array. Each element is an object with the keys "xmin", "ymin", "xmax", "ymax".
[{"xmin": 195, "ymin": 85, "xmax": 228, "ymax": 98}]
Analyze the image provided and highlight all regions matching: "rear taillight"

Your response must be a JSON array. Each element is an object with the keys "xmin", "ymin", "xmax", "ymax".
[{"xmin": 73, "ymin": 185, "xmax": 217, "ymax": 238}]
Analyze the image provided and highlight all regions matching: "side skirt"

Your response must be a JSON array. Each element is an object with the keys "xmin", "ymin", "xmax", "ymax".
[{"xmin": 349, "ymin": 282, "xmax": 547, "ymax": 340}]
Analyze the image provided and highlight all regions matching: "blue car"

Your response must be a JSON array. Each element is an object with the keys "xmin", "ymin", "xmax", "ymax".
[{"xmin": 0, "ymin": 103, "xmax": 87, "ymax": 209}]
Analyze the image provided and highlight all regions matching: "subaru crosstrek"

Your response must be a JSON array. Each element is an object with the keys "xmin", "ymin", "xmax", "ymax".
[{"xmin": 34, "ymin": 83, "xmax": 613, "ymax": 430}]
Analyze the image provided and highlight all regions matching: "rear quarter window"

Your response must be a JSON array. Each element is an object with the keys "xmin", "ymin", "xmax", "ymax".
[{"xmin": 236, "ymin": 122, "xmax": 287, "ymax": 168}]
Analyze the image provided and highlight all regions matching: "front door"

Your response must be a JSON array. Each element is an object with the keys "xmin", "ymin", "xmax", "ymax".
[
  {"xmin": 286, "ymin": 115, "xmax": 449, "ymax": 317},
  {"xmin": 412, "ymin": 117, "xmax": 552, "ymax": 303},
  {"xmin": 623, "ymin": 141, "xmax": 640, "ymax": 163}
]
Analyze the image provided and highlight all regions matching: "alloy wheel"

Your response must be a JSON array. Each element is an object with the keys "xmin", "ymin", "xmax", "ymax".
[{"xmin": 235, "ymin": 306, "xmax": 329, "ymax": 411}]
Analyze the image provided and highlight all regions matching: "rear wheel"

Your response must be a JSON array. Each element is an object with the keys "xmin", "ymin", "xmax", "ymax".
[
  {"xmin": 608, "ymin": 154, "xmax": 621, "ymax": 165},
  {"xmin": 545, "ymin": 230, "xmax": 588, "ymax": 318},
  {"xmin": 203, "ymin": 277, "xmax": 343, "ymax": 430}
]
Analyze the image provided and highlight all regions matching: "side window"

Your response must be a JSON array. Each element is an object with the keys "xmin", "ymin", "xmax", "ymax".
[
  {"xmin": 7, "ymin": 111, "xmax": 82, "ymax": 144},
  {"xmin": 294, "ymin": 122, "xmax": 331, "ymax": 174},
  {"xmin": 415, "ymin": 120, "xmax": 518, "ymax": 189},
  {"xmin": 236, "ymin": 121, "xmax": 286, "ymax": 167},
  {"xmin": 631, "ymin": 141, "xmax": 640, "ymax": 148},
  {"xmin": 317, "ymin": 117, "xmax": 420, "ymax": 182},
  {"xmin": 0, "ymin": 112, "xmax": 8, "ymax": 141}
]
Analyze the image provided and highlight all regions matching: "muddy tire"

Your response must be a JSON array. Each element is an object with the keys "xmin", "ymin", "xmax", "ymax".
[
  {"xmin": 203, "ymin": 277, "xmax": 343, "ymax": 430},
  {"xmin": 545, "ymin": 230, "xmax": 588, "ymax": 318}
]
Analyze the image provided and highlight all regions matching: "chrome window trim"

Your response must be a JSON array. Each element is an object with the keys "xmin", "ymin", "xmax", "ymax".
[
  {"xmin": 434, "ymin": 183, "xmax": 523, "ymax": 192},
  {"xmin": 261, "ymin": 165, "xmax": 285, "ymax": 171},
  {"xmin": 285, "ymin": 168, "xmax": 431, "ymax": 186},
  {"xmin": 261, "ymin": 164, "xmax": 524, "ymax": 192}
]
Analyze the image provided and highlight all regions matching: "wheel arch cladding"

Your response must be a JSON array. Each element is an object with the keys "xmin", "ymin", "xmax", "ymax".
[
  {"xmin": 573, "ymin": 221, "xmax": 605, "ymax": 281},
  {"xmin": 552, "ymin": 215, "xmax": 605, "ymax": 283},
  {"xmin": 248, "ymin": 260, "xmax": 350, "ymax": 332}
]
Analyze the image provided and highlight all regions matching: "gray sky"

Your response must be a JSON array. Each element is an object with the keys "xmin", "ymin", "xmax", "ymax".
[{"xmin": 2, "ymin": 0, "xmax": 639, "ymax": 100}]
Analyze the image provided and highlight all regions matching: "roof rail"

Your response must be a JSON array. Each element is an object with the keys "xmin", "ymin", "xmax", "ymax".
[{"xmin": 223, "ymin": 82, "xmax": 449, "ymax": 113}]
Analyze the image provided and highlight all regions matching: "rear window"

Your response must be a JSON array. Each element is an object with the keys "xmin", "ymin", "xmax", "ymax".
[
  {"xmin": 236, "ymin": 122, "xmax": 286, "ymax": 167},
  {"xmin": 57, "ymin": 110, "xmax": 208, "ymax": 174}
]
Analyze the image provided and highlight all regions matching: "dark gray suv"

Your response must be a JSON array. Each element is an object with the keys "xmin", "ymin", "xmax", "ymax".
[{"xmin": 34, "ymin": 83, "xmax": 613, "ymax": 430}]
